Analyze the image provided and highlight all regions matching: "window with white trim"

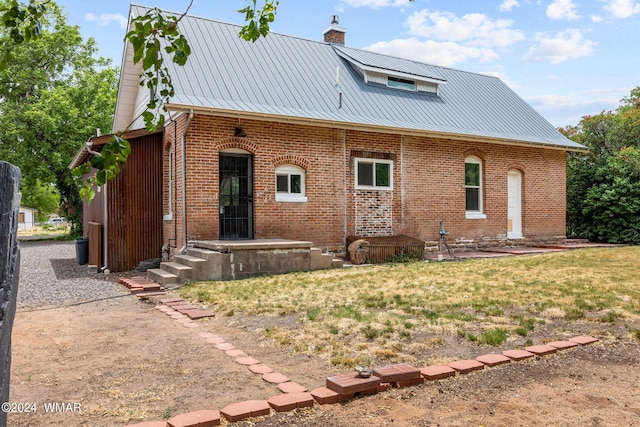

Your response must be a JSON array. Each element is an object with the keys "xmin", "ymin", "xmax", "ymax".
[
  {"xmin": 465, "ymin": 156, "xmax": 485, "ymax": 219},
  {"xmin": 387, "ymin": 76, "xmax": 416, "ymax": 91},
  {"xmin": 355, "ymin": 158, "xmax": 393, "ymax": 190},
  {"xmin": 275, "ymin": 165, "xmax": 307, "ymax": 202}
]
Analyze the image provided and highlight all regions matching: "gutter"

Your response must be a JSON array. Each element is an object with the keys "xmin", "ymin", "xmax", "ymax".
[
  {"xmin": 165, "ymin": 103, "xmax": 589, "ymax": 153},
  {"xmin": 179, "ymin": 109, "xmax": 194, "ymax": 255}
]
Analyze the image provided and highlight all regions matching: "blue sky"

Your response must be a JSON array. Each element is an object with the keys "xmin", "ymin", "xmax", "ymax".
[{"xmin": 57, "ymin": 0, "xmax": 639, "ymax": 127}]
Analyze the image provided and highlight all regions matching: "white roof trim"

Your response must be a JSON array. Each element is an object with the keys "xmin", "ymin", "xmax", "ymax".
[
  {"xmin": 335, "ymin": 49, "xmax": 447, "ymax": 85},
  {"xmin": 323, "ymin": 24, "xmax": 346, "ymax": 35}
]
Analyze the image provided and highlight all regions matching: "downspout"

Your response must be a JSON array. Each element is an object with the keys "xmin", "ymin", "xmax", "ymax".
[
  {"xmin": 85, "ymin": 141, "xmax": 109, "ymax": 272},
  {"xmin": 179, "ymin": 109, "xmax": 194, "ymax": 254},
  {"xmin": 103, "ymin": 182, "xmax": 108, "ymax": 272}
]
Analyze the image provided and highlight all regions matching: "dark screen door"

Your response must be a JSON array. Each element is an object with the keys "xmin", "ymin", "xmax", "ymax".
[{"xmin": 219, "ymin": 153, "xmax": 254, "ymax": 240}]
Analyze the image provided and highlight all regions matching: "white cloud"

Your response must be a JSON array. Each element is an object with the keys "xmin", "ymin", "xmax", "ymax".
[
  {"xmin": 591, "ymin": 14, "xmax": 604, "ymax": 22},
  {"xmin": 602, "ymin": 0, "xmax": 640, "ymax": 18},
  {"xmin": 546, "ymin": 0, "xmax": 580, "ymax": 20},
  {"xmin": 499, "ymin": 0, "xmax": 520, "ymax": 12},
  {"xmin": 406, "ymin": 10, "xmax": 524, "ymax": 48},
  {"xmin": 479, "ymin": 67, "xmax": 520, "ymax": 89},
  {"xmin": 85, "ymin": 13, "xmax": 127, "ymax": 28},
  {"xmin": 340, "ymin": 0, "xmax": 411, "ymax": 8},
  {"xmin": 365, "ymin": 38, "xmax": 498, "ymax": 67},
  {"xmin": 522, "ymin": 29, "xmax": 596, "ymax": 64},
  {"xmin": 526, "ymin": 87, "xmax": 632, "ymax": 125}
]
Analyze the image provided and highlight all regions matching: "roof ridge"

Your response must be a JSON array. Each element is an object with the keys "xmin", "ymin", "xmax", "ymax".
[
  {"xmin": 129, "ymin": 4, "xmax": 333, "ymax": 48},
  {"xmin": 130, "ymin": 4, "xmax": 503, "ymax": 79}
]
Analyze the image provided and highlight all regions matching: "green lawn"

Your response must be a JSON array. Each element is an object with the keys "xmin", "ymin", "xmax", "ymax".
[{"xmin": 181, "ymin": 247, "xmax": 640, "ymax": 367}]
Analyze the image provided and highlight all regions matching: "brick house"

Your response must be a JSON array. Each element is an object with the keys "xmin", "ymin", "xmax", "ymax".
[{"xmin": 72, "ymin": 6, "xmax": 585, "ymax": 272}]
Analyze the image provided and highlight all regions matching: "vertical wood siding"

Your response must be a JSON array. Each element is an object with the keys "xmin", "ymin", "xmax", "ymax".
[{"xmin": 107, "ymin": 133, "xmax": 163, "ymax": 272}]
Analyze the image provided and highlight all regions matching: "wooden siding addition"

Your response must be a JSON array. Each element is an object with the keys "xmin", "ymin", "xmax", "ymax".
[{"xmin": 106, "ymin": 133, "xmax": 163, "ymax": 272}]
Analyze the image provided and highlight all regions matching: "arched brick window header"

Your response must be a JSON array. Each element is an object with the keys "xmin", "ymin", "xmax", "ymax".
[
  {"xmin": 463, "ymin": 148, "xmax": 486, "ymax": 160},
  {"xmin": 507, "ymin": 163, "xmax": 526, "ymax": 174},
  {"xmin": 272, "ymin": 155, "xmax": 310, "ymax": 170},
  {"xmin": 214, "ymin": 137, "xmax": 259, "ymax": 154}
]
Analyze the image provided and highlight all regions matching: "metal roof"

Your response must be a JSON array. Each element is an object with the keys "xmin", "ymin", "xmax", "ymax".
[
  {"xmin": 333, "ymin": 45, "xmax": 447, "ymax": 82},
  {"xmin": 123, "ymin": 5, "xmax": 585, "ymax": 151}
]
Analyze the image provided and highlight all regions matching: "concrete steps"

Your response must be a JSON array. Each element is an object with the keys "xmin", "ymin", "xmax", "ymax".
[
  {"xmin": 148, "ymin": 268, "xmax": 181, "ymax": 286},
  {"xmin": 147, "ymin": 243, "xmax": 344, "ymax": 287},
  {"xmin": 161, "ymin": 261, "xmax": 194, "ymax": 282},
  {"xmin": 311, "ymin": 248, "xmax": 343, "ymax": 270}
]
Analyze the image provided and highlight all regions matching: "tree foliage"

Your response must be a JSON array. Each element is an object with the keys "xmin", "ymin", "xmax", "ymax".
[
  {"xmin": 238, "ymin": 0, "xmax": 278, "ymax": 41},
  {"xmin": 0, "ymin": 1, "xmax": 118, "ymax": 235},
  {"xmin": 0, "ymin": 0, "xmax": 47, "ymax": 48},
  {"xmin": 20, "ymin": 180, "xmax": 60, "ymax": 222},
  {"xmin": 3, "ymin": 0, "xmax": 415, "ymax": 211},
  {"xmin": 0, "ymin": 0, "xmax": 283, "ymax": 216},
  {"xmin": 564, "ymin": 87, "xmax": 640, "ymax": 243},
  {"xmin": 75, "ymin": 0, "xmax": 282, "ymax": 202}
]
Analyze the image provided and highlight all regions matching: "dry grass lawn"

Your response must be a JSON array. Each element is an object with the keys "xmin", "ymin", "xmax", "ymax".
[{"xmin": 181, "ymin": 247, "xmax": 640, "ymax": 367}]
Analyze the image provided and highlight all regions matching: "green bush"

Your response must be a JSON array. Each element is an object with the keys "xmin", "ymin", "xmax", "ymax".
[
  {"xmin": 565, "ymin": 87, "xmax": 640, "ymax": 244},
  {"xmin": 569, "ymin": 147, "xmax": 640, "ymax": 244},
  {"xmin": 481, "ymin": 328, "xmax": 508, "ymax": 346}
]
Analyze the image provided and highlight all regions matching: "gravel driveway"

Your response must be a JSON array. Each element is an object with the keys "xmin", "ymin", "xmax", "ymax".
[{"xmin": 17, "ymin": 240, "xmax": 128, "ymax": 309}]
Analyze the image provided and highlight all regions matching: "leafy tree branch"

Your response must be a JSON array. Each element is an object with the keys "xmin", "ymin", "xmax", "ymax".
[
  {"xmin": 565, "ymin": 86, "xmax": 640, "ymax": 243},
  {"xmin": 75, "ymin": 0, "xmax": 281, "ymax": 202}
]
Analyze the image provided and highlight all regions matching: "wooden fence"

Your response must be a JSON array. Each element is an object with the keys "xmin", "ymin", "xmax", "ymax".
[{"xmin": 0, "ymin": 161, "xmax": 21, "ymax": 427}]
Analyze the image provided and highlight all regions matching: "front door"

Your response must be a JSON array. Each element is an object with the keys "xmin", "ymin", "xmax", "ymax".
[
  {"xmin": 507, "ymin": 170, "xmax": 522, "ymax": 239},
  {"xmin": 219, "ymin": 153, "xmax": 254, "ymax": 240}
]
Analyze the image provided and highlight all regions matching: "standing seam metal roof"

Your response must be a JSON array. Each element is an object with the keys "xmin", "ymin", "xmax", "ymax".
[{"xmin": 126, "ymin": 5, "xmax": 585, "ymax": 151}]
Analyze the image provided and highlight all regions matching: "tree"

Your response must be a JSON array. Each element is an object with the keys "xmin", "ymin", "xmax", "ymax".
[
  {"xmin": 0, "ymin": 2, "xmax": 118, "ymax": 235},
  {"xmin": 75, "ymin": 0, "xmax": 281, "ymax": 202},
  {"xmin": 564, "ymin": 87, "xmax": 640, "ymax": 243},
  {"xmin": 3, "ymin": 0, "xmax": 415, "ymax": 205},
  {"xmin": 19, "ymin": 180, "xmax": 59, "ymax": 222}
]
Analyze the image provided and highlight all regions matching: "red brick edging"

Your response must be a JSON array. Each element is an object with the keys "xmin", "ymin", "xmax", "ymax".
[{"xmin": 124, "ymin": 301, "xmax": 600, "ymax": 427}]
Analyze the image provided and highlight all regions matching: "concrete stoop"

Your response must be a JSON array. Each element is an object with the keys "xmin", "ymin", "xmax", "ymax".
[{"xmin": 147, "ymin": 240, "xmax": 344, "ymax": 286}]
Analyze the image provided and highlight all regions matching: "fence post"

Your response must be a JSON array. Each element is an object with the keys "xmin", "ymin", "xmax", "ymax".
[{"xmin": 0, "ymin": 161, "xmax": 21, "ymax": 427}]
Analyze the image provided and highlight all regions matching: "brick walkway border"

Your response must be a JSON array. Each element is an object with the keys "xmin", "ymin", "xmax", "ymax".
[{"xmin": 124, "ymin": 298, "xmax": 599, "ymax": 427}]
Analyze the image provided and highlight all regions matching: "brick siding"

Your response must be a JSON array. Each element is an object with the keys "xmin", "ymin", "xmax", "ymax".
[{"xmin": 162, "ymin": 115, "xmax": 567, "ymax": 254}]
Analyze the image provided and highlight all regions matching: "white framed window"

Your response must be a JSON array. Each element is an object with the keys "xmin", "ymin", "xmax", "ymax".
[
  {"xmin": 465, "ymin": 156, "xmax": 486, "ymax": 219},
  {"xmin": 355, "ymin": 158, "xmax": 393, "ymax": 190},
  {"xmin": 275, "ymin": 164, "xmax": 307, "ymax": 202},
  {"xmin": 387, "ymin": 76, "xmax": 416, "ymax": 91}
]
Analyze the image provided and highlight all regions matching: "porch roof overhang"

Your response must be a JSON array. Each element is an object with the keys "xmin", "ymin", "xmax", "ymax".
[{"xmin": 69, "ymin": 128, "xmax": 164, "ymax": 170}]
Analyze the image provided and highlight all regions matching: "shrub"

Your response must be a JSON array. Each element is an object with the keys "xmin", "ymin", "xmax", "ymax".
[
  {"xmin": 481, "ymin": 328, "xmax": 508, "ymax": 346},
  {"xmin": 568, "ymin": 146, "xmax": 640, "ymax": 244}
]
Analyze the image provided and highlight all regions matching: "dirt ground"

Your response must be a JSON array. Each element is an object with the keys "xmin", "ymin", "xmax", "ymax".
[{"xmin": 8, "ymin": 288, "xmax": 640, "ymax": 427}]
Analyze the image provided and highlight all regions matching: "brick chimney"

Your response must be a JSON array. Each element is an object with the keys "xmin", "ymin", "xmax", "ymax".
[{"xmin": 323, "ymin": 15, "xmax": 346, "ymax": 45}]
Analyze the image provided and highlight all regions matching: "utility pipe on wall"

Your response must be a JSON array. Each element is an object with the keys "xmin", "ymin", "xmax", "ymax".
[{"xmin": 179, "ymin": 109, "xmax": 194, "ymax": 255}]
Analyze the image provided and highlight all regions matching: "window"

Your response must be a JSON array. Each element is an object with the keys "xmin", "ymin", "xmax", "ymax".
[
  {"xmin": 355, "ymin": 158, "xmax": 393, "ymax": 190},
  {"xmin": 465, "ymin": 156, "xmax": 485, "ymax": 219},
  {"xmin": 275, "ymin": 165, "xmax": 307, "ymax": 202},
  {"xmin": 387, "ymin": 76, "xmax": 416, "ymax": 91}
]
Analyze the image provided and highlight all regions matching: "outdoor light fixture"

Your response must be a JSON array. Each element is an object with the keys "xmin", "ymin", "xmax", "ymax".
[{"xmin": 234, "ymin": 126, "xmax": 247, "ymax": 137}]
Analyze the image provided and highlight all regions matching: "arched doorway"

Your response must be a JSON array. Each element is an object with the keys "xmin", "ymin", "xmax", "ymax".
[
  {"xmin": 219, "ymin": 149, "xmax": 254, "ymax": 240},
  {"xmin": 507, "ymin": 170, "xmax": 522, "ymax": 239}
]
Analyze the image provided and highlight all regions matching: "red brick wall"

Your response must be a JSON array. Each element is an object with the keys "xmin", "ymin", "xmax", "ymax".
[
  {"xmin": 400, "ymin": 136, "xmax": 566, "ymax": 244},
  {"xmin": 163, "ymin": 114, "xmax": 567, "ymax": 253}
]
